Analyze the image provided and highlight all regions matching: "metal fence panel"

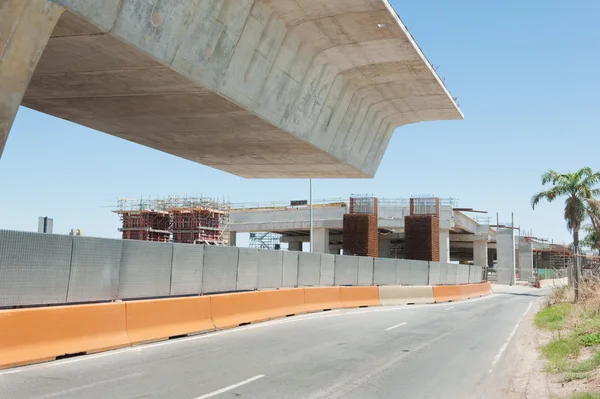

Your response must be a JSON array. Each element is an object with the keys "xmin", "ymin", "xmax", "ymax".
[
  {"xmin": 202, "ymin": 246, "xmax": 239, "ymax": 294},
  {"xmin": 428, "ymin": 262, "xmax": 441, "ymax": 285},
  {"xmin": 409, "ymin": 260, "xmax": 429, "ymax": 285},
  {"xmin": 334, "ymin": 255, "xmax": 359, "ymax": 285},
  {"xmin": 118, "ymin": 240, "xmax": 173, "ymax": 298},
  {"xmin": 320, "ymin": 254, "xmax": 335, "ymax": 286},
  {"xmin": 457, "ymin": 264, "xmax": 470, "ymax": 284},
  {"xmin": 374, "ymin": 258, "xmax": 396, "ymax": 285},
  {"xmin": 258, "ymin": 250, "xmax": 283, "ymax": 289},
  {"xmin": 446, "ymin": 264, "xmax": 458, "ymax": 285},
  {"xmin": 282, "ymin": 251, "xmax": 299, "ymax": 287},
  {"xmin": 298, "ymin": 252, "xmax": 321, "ymax": 286},
  {"xmin": 469, "ymin": 266, "xmax": 483, "ymax": 283},
  {"xmin": 170, "ymin": 243, "xmax": 204, "ymax": 296},
  {"xmin": 0, "ymin": 230, "xmax": 72, "ymax": 306},
  {"xmin": 237, "ymin": 248, "xmax": 260, "ymax": 291},
  {"xmin": 358, "ymin": 256, "xmax": 374, "ymax": 285},
  {"xmin": 396, "ymin": 259, "xmax": 411, "ymax": 285},
  {"xmin": 67, "ymin": 236, "xmax": 121, "ymax": 303}
]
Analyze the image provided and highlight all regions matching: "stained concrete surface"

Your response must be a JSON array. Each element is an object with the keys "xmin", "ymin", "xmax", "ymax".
[
  {"xmin": 1, "ymin": 286, "xmax": 547, "ymax": 399},
  {"xmin": 12, "ymin": 0, "xmax": 462, "ymax": 177}
]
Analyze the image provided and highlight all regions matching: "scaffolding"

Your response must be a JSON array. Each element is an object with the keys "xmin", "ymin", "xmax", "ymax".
[
  {"xmin": 115, "ymin": 197, "xmax": 230, "ymax": 245},
  {"xmin": 249, "ymin": 232, "xmax": 281, "ymax": 250}
]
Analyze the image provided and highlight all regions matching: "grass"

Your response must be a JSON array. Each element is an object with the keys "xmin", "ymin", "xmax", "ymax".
[
  {"xmin": 571, "ymin": 352, "xmax": 600, "ymax": 373},
  {"xmin": 561, "ymin": 372, "xmax": 591, "ymax": 382},
  {"xmin": 580, "ymin": 332, "xmax": 600, "ymax": 347},
  {"xmin": 571, "ymin": 393, "xmax": 600, "ymax": 399},
  {"xmin": 535, "ymin": 303, "xmax": 573, "ymax": 331},
  {"xmin": 542, "ymin": 337, "xmax": 581, "ymax": 372}
]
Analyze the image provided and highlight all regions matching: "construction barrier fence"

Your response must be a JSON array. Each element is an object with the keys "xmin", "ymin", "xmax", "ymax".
[{"xmin": 0, "ymin": 230, "xmax": 486, "ymax": 308}]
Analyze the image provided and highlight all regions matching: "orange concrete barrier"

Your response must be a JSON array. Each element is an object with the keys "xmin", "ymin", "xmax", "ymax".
[
  {"xmin": 432, "ymin": 285, "xmax": 463, "ymax": 303},
  {"xmin": 210, "ymin": 289, "xmax": 305, "ymax": 329},
  {"xmin": 461, "ymin": 282, "xmax": 492, "ymax": 299},
  {"xmin": 0, "ymin": 303, "xmax": 130, "ymax": 369},
  {"xmin": 126, "ymin": 296, "xmax": 215, "ymax": 344},
  {"xmin": 304, "ymin": 287, "xmax": 342, "ymax": 312},
  {"xmin": 340, "ymin": 286, "xmax": 380, "ymax": 308}
]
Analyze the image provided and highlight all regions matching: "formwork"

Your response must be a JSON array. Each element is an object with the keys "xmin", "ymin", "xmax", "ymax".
[
  {"xmin": 170, "ymin": 208, "xmax": 226, "ymax": 245},
  {"xmin": 116, "ymin": 210, "xmax": 170, "ymax": 242},
  {"xmin": 404, "ymin": 198, "xmax": 440, "ymax": 261},
  {"xmin": 343, "ymin": 196, "xmax": 378, "ymax": 257}
]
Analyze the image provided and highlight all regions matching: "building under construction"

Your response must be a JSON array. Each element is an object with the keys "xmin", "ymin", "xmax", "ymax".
[{"xmin": 115, "ymin": 197, "xmax": 230, "ymax": 245}]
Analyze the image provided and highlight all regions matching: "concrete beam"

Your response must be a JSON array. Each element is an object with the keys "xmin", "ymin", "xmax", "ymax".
[
  {"xmin": 13, "ymin": 0, "xmax": 461, "ymax": 177},
  {"xmin": 0, "ymin": 0, "xmax": 63, "ymax": 158}
]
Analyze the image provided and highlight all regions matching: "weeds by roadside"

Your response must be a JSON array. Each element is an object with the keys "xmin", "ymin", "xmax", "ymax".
[{"xmin": 535, "ymin": 277, "xmax": 600, "ymax": 397}]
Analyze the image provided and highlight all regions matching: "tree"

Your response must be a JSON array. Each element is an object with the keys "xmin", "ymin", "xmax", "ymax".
[{"xmin": 531, "ymin": 167, "xmax": 600, "ymax": 302}]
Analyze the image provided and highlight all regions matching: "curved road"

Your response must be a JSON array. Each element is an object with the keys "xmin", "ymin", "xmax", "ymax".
[{"xmin": 0, "ymin": 285, "xmax": 547, "ymax": 399}]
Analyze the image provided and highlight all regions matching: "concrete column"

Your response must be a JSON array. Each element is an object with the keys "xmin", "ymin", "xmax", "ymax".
[
  {"xmin": 496, "ymin": 228, "xmax": 516, "ymax": 284},
  {"xmin": 473, "ymin": 240, "xmax": 488, "ymax": 267},
  {"xmin": 439, "ymin": 229, "xmax": 450, "ymax": 263},
  {"xmin": 518, "ymin": 240, "xmax": 534, "ymax": 280},
  {"xmin": 378, "ymin": 238, "xmax": 391, "ymax": 258},
  {"xmin": 0, "ymin": 0, "xmax": 63, "ymax": 157},
  {"xmin": 228, "ymin": 231, "xmax": 236, "ymax": 247},
  {"xmin": 312, "ymin": 228, "xmax": 329, "ymax": 254},
  {"xmin": 288, "ymin": 242, "xmax": 302, "ymax": 252}
]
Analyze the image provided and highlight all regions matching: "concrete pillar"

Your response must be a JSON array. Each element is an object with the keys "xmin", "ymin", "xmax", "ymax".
[
  {"xmin": 473, "ymin": 240, "xmax": 488, "ymax": 267},
  {"xmin": 496, "ymin": 228, "xmax": 516, "ymax": 284},
  {"xmin": 439, "ymin": 229, "xmax": 450, "ymax": 263},
  {"xmin": 378, "ymin": 238, "xmax": 391, "ymax": 258},
  {"xmin": 312, "ymin": 228, "xmax": 329, "ymax": 254},
  {"xmin": 228, "ymin": 231, "xmax": 236, "ymax": 247},
  {"xmin": 518, "ymin": 240, "xmax": 534, "ymax": 280},
  {"xmin": 0, "ymin": 0, "xmax": 63, "ymax": 157},
  {"xmin": 288, "ymin": 242, "xmax": 302, "ymax": 251}
]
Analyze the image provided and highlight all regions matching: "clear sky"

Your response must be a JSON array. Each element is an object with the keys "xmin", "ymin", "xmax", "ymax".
[{"xmin": 1, "ymin": 0, "xmax": 598, "ymax": 247}]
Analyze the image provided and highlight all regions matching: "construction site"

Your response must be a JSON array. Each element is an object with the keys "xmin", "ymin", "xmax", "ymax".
[{"xmin": 115, "ymin": 197, "xmax": 231, "ymax": 245}]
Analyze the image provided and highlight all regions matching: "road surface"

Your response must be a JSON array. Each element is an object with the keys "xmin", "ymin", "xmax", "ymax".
[{"xmin": 0, "ymin": 285, "xmax": 548, "ymax": 399}]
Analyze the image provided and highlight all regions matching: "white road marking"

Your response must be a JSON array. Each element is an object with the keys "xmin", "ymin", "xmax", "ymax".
[
  {"xmin": 444, "ymin": 307, "xmax": 454, "ymax": 311},
  {"xmin": 34, "ymin": 373, "xmax": 141, "ymax": 399},
  {"xmin": 0, "ymin": 292, "xmax": 501, "ymax": 375},
  {"xmin": 194, "ymin": 375, "xmax": 265, "ymax": 399},
  {"xmin": 488, "ymin": 300, "xmax": 534, "ymax": 373},
  {"xmin": 385, "ymin": 322, "xmax": 407, "ymax": 331}
]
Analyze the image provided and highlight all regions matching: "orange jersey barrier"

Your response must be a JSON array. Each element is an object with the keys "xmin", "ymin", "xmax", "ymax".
[
  {"xmin": 0, "ymin": 302, "xmax": 130, "ymax": 369},
  {"xmin": 303, "ymin": 287, "xmax": 342, "ymax": 312},
  {"xmin": 126, "ymin": 296, "xmax": 214, "ymax": 344},
  {"xmin": 340, "ymin": 286, "xmax": 380, "ymax": 308}
]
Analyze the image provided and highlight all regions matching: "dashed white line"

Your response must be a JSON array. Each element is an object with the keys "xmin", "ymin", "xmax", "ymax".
[
  {"xmin": 194, "ymin": 375, "xmax": 265, "ymax": 399},
  {"xmin": 488, "ymin": 301, "xmax": 534, "ymax": 373},
  {"xmin": 35, "ymin": 373, "xmax": 141, "ymax": 398},
  {"xmin": 444, "ymin": 307, "xmax": 454, "ymax": 311},
  {"xmin": 385, "ymin": 322, "xmax": 407, "ymax": 331}
]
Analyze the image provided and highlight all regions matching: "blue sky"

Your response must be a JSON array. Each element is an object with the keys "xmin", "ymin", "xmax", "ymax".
[{"xmin": 1, "ymin": 0, "xmax": 598, "ymax": 247}]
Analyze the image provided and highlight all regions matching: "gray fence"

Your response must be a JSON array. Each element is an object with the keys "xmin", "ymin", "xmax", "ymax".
[{"xmin": 0, "ymin": 230, "xmax": 485, "ymax": 307}]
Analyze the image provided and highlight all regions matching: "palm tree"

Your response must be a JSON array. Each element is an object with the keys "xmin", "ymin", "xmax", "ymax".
[{"xmin": 531, "ymin": 167, "xmax": 600, "ymax": 302}]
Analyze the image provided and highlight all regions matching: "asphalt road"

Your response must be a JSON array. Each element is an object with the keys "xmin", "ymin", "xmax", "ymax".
[{"xmin": 0, "ymin": 285, "xmax": 548, "ymax": 399}]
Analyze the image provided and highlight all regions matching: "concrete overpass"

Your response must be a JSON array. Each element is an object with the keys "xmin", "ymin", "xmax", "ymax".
[
  {"xmin": 228, "ymin": 198, "xmax": 497, "ymax": 264},
  {"xmin": 2, "ymin": 0, "xmax": 462, "ymax": 178}
]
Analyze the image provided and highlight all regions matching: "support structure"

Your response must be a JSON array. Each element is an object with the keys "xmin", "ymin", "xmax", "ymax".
[
  {"xmin": 312, "ymin": 228, "xmax": 329, "ymax": 254},
  {"xmin": 473, "ymin": 240, "xmax": 488, "ymax": 267},
  {"xmin": 228, "ymin": 231, "xmax": 237, "ymax": 247},
  {"xmin": 439, "ymin": 229, "xmax": 450, "ymax": 263},
  {"xmin": 518, "ymin": 239, "xmax": 534, "ymax": 280},
  {"xmin": 496, "ymin": 227, "xmax": 516, "ymax": 284},
  {"xmin": 0, "ymin": 0, "xmax": 63, "ymax": 157}
]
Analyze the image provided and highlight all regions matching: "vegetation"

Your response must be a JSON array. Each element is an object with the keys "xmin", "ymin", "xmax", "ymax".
[
  {"xmin": 531, "ymin": 167, "xmax": 600, "ymax": 301},
  {"xmin": 536, "ymin": 281, "xmax": 600, "ymax": 395},
  {"xmin": 571, "ymin": 393, "xmax": 600, "ymax": 399}
]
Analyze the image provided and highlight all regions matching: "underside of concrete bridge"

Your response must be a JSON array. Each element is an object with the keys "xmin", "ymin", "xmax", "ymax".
[{"xmin": 2, "ymin": 0, "xmax": 462, "ymax": 178}]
